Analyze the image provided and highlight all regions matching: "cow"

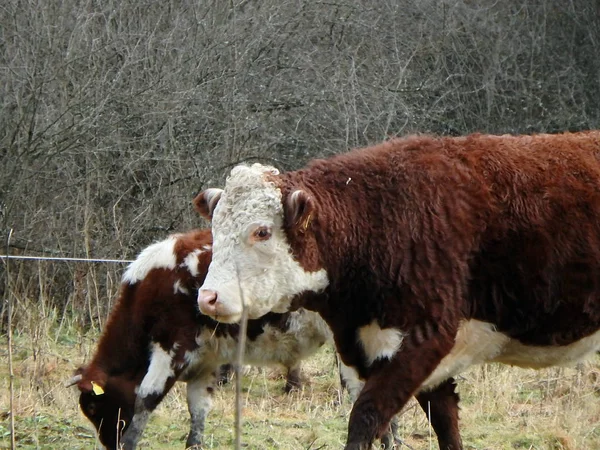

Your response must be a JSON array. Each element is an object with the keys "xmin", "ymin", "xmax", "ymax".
[
  {"xmin": 195, "ymin": 131, "xmax": 600, "ymax": 450},
  {"xmin": 67, "ymin": 228, "xmax": 334, "ymax": 450}
]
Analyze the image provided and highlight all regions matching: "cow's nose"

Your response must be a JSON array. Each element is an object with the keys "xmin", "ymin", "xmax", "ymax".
[{"xmin": 198, "ymin": 289, "xmax": 218, "ymax": 315}]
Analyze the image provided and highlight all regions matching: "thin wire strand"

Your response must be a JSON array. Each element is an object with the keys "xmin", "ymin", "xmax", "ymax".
[{"xmin": 0, "ymin": 255, "xmax": 133, "ymax": 263}]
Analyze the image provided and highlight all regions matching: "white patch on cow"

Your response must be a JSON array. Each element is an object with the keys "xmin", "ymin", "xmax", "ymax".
[
  {"xmin": 338, "ymin": 362, "xmax": 364, "ymax": 402},
  {"xmin": 174, "ymin": 280, "xmax": 190, "ymax": 295},
  {"xmin": 123, "ymin": 236, "xmax": 178, "ymax": 284},
  {"xmin": 494, "ymin": 328, "xmax": 600, "ymax": 368},
  {"xmin": 422, "ymin": 320, "xmax": 600, "ymax": 391},
  {"xmin": 137, "ymin": 343, "xmax": 175, "ymax": 397},
  {"xmin": 202, "ymin": 244, "xmax": 212, "ymax": 251},
  {"xmin": 423, "ymin": 320, "xmax": 508, "ymax": 389},
  {"xmin": 184, "ymin": 309, "xmax": 331, "ymax": 374},
  {"xmin": 200, "ymin": 163, "xmax": 329, "ymax": 322},
  {"xmin": 182, "ymin": 249, "xmax": 203, "ymax": 277},
  {"xmin": 181, "ymin": 349, "xmax": 202, "ymax": 372},
  {"xmin": 286, "ymin": 309, "xmax": 333, "ymax": 345},
  {"xmin": 358, "ymin": 321, "xmax": 405, "ymax": 366}
]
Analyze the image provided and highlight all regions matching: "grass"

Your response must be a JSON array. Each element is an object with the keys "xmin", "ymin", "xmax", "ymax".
[{"xmin": 2, "ymin": 327, "xmax": 600, "ymax": 450}]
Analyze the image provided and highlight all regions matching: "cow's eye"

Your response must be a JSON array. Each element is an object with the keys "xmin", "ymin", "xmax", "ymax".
[{"xmin": 252, "ymin": 226, "xmax": 272, "ymax": 242}]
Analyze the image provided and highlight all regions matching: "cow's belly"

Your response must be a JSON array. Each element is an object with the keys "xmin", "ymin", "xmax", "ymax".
[
  {"xmin": 421, "ymin": 320, "xmax": 600, "ymax": 390},
  {"xmin": 493, "ymin": 330, "xmax": 600, "ymax": 368}
]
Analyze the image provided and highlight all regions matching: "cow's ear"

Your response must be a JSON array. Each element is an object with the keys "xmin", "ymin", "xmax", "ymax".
[
  {"xmin": 285, "ymin": 190, "xmax": 315, "ymax": 233},
  {"xmin": 77, "ymin": 379, "xmax": 106, "ymax": 396},
  {"xmin": 70, "ymin": 366, "xmax": 108, "ymax": 395},
  {"xmin": 193, "ymin": 188, "xmax": 223, "ymax": 220}
]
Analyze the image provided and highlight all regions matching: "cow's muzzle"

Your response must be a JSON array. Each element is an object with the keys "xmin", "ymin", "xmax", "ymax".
[
  {"xmin": 197, "ymin": 289, "xmax": 243, "ymax": 323},
  {"xmin": 198, "ymin": 289, "xmax": 218, "ymax": 315}
]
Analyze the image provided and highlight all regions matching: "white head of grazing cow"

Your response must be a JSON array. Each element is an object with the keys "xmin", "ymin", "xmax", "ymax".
[{"xmin": 196, "ymin": 163, "xmax": 329, "ymax": 323}]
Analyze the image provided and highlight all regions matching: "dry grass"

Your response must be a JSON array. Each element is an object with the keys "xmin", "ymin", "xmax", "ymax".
[{"xmin": 2, "ymin": 327, "xmax": 600, "ymax": 450}]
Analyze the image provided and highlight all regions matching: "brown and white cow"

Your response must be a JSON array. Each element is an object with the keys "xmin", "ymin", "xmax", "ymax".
[
  {"xmin": 68, "ymin": 229, "xmax": 333, "ymax": 450},
  {"xmin": 196, "ymin": 131, "xmax": 600, "ymax": 450}
]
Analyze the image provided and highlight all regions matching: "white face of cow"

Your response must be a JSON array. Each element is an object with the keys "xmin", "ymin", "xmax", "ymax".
[{"xmin": 196, "ymin": 164, "xmax": 329, "ymax": 323}]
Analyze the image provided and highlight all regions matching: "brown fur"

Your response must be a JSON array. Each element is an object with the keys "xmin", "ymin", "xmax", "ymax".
[
  {"xmin": 74, "ymin": 229, "xmax": 329, "ymax": 449},
  {"xmin": 274, "ymin": 131, "xmax": 600, "ymax": 449}
]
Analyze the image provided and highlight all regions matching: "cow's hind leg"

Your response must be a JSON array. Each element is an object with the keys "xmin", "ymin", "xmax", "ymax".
[
  {"xmin": 217, "ymin": 364, "xmax": 233, "ymax": 385},
  {"xmin": 185, "ymin": 372, "xmax": 216, "ymax": 449},
  {"xmin": 379, "ymin": 416, "xmax": 400, "ymax": 450},
  {"xmin": 416, "ymin": 378, "xmax": 462, "ymax": 450},
  {"xmin": 284, "ymin": 363, "xmax": 302, "ymax": 393}
]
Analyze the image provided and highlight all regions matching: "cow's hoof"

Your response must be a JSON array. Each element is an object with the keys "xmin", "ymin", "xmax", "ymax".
[{"xmin": 344, "ymin": 443, "xmax": 372, "ymax": 450}]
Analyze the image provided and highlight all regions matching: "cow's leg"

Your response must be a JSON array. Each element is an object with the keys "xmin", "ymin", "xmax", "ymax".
[
  {"xmin": 379, "ymin": 417, "xmax": 399, "ymax": 450},
  {"xmin": 338, "ymin": 360, "xmax": 364, "ymax": 402},
  {"xmin": 185, "ymin": 372, "xmax": 216, "ymax": 449},
  {"xmin": 119, "ymin": 396, "xmax": 152, "ymax": 450},
  {"xmin": 345, "ymin": 333, "xmax": 454, "ymax": 450},
  {"xmin": 217, "ymin": 364, "xmax": 233, "ymax": 385},
  {"xmin": 120, "ymin": 343, "xmax": 178, "ymax": 450},
  {"xmin": 284, "ymin": 363, "xmax": 302, "ymax": 393},
  {"xmin": 119, "ymin": 379, "xmax": 177, "ymax": 450},
  {"xmin": 336, "ymin": 352, "xmax": 349, "ymax": 393},
  {"xmin": 416, "ymin": 378, "xmax": 462, "ymax": 450},
  {"xmin": 339, "ymin": 361, "xmax": 399, "ymax": 450}
]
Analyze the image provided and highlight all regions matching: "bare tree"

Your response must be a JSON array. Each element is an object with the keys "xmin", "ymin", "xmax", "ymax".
[{"xmin": 1, "ymin": 0, "xmax": 599, "ymax": 330}]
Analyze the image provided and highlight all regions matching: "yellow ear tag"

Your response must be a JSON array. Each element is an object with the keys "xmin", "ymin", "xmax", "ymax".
[
  {"xmin": 302, "ymin": 213, "xmax": 312, "ymax": 231},
  {"xmin": 91, "ymin": 381, "xmax": 105, "ymax": 396}
]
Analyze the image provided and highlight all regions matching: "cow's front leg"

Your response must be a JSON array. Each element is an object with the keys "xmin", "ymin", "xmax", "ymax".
[
  {"xmin": 185, "ymin": 372, "xmax": 216, "ymax": 448},
  {"xmin": 120, "ymin": 343, "xmax": 179, "ymax": 450},
  {"xmin": 284, "ymin": 362, "xmax": 302, "ymax": 393},
  {"xmin": 119, "ymin": 395, "xmax": 152, "ymax": 450},
  {"xmin": 120, "ymin": 380, "xmax": 178, "ymax": 450},
  {"xmin": 416, "ymin": 378, "xmax": 462, "ymax": 450},
  {"xmin": 339, "ymin": 361, "xmax": 399, "ymax": 449},
  {"xmin": 345, "ymin": 331, "xmax": 454, "ymax": 450}
]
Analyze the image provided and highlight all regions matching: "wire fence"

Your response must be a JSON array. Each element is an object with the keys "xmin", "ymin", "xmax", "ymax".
[
  {"xmin": 0, "ymin": 255, "xmax": 133, "ymax": 264},
  {"xmin": 1, "ymin": 251, "xmax": 128, "ymax": 336},
  {"xmin": 2, "ymin": 247, "xmax": 249, "ymax": 450}
]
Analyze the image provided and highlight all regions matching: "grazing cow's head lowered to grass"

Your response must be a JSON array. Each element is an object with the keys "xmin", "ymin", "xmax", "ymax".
[
  {"xmin": 196, "ymin": 164, "xmax": 328, "ymax": 323},
  {"xmin": 68, "ymin": 367, "xmax": 138, "ymax": 450}
]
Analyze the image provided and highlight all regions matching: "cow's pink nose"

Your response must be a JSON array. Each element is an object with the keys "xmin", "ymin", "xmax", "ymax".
[{"xmin": 198, "ymin": 289, "xmax": 218, "ymax": 315}]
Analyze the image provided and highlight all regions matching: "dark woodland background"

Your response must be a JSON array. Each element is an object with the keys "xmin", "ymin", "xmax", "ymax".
[{"xmin": 2, "ymin": 0, "xmax": 600, "ymax": 331}]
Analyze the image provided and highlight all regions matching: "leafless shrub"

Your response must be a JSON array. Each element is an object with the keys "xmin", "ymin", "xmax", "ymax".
[{"xmin": 1, "ymin": 0, "xmax": 599, "ymax": 333}]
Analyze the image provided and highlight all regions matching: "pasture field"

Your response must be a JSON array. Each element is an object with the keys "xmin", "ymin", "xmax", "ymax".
[{"xmin": 2, "ymin": 327, "xmax": 600, "ymax": 450}]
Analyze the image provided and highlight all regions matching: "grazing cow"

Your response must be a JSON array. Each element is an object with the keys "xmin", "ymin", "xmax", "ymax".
[
  {"xmin": 68, "ymin": 229, "xmax": 333, "ymax": 450},
  {"xmin": 196, "ymin": 131, "xmax": 600, "ymax": 450}
]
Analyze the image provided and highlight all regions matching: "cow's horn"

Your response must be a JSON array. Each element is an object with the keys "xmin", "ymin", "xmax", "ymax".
[{"xmin": 65, "ymin": 374, "xmax": 83, "ymax": 388}]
